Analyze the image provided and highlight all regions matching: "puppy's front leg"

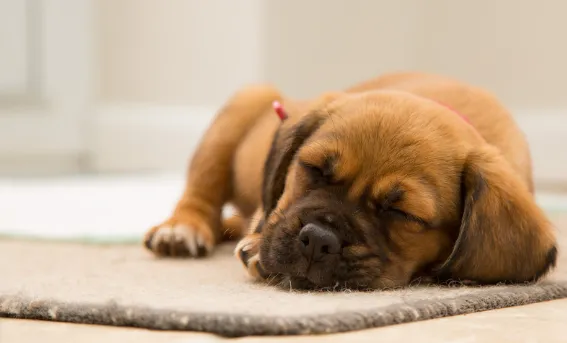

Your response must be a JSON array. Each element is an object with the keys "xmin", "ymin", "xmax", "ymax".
[
  {"xmin": 235, "ymin": 232, "xmax": 266, "ymax": 280},
  {"xmin": 234, "ymin": 208, "xmax": 269, "ymax": 280},
  {"xmin": 144, "ymin": 85, "xmax": 281, "ymax": 258}
]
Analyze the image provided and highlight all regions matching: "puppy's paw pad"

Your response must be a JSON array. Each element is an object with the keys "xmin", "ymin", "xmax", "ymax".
[
  {"xmin": 245, "ymin": 254, "xmax": 268, "ymax": 280},
  {"xmin": 145, "ymin": 224, "xmax": 214, "ymax": 258},
  {"xmin": 235, "ymin": 234, "xmax": 266, "ymax": 280},
  {"xmin": 235, "ymin": 234, "xmax": 259, "ymax": 263}
]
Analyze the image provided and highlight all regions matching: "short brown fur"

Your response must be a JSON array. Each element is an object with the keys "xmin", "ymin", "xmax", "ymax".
[{"xmin": 144, "ymin": 72, "xmax": 557, "ymax": 289}]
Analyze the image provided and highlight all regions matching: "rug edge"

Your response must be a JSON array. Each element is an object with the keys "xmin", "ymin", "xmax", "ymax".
[{"xmin": 2, "ymin": 282, "xmax": 567, "ymax": 337}]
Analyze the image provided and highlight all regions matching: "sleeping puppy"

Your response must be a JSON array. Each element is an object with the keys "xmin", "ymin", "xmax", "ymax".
[{"xmin": 143, "ymin": 72, "xmax": 558, "ymax": 290}]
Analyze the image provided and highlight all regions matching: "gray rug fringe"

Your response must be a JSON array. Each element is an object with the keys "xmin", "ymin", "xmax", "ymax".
[{"xmin": 2, "ymin": 282, "xmax": 567, "ymax": 337}]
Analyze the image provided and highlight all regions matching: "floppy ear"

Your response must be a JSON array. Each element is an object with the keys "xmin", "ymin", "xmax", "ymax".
[
  {"xmin": 261, "ymin": 111, "xmax": 327, "ymax": 217},
  {"xmin": 260, "ymin": 92, "xmax": 344, "ymax": 218},
  {"xmin": 438, "ymin": 146, "xmax": 557, "ymax": 284}
]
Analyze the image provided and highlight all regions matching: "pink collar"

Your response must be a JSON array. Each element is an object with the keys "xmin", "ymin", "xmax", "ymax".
[
  {"xmin": 436, "ymin": 102, "xmax": 472, "ymax": 126},
  {"xmin": 272, "ymin": 101, "xmax": 288, "ymax": 121},
  {"xmin": 435, "ymin": 101, "xmax": 484, "ymax": 141}
]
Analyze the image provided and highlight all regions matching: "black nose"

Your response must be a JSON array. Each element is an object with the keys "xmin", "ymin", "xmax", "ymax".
[{"xmin": 298, "ymin": 224, "xmax": 341, "ymax": 261}]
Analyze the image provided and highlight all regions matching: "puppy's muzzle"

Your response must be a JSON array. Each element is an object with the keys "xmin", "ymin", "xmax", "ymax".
[
  {"xmin": 299, "ymin": 223, "xmax": 341, "ymax": 260},
  {"xmin": 298, "ymin": 223, "xmax": 341, "ymax": 284}
]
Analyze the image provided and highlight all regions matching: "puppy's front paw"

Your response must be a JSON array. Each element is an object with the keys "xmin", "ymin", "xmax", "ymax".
[
  {"xmin": 235, "ymin": 234, "xmax": 267, "ymax": 280},
  {"xmin": 144, "ymin": 216, "xmax": 215, "ymax": 258}
]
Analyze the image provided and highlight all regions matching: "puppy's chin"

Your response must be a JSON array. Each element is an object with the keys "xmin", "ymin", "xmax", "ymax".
[
  {"xmin": 258, "ymin": 195, "xmax": 388, "ymax": 291},
  {"xmin": 258, "ymin": 213, "xmax": 307, "ymax": 276},
  {"xmin": 259, "ymin": 223, "xmax": 404, "ymax": 291},
  {"xmin": 276, "ymin": 275, "xmax": 401, "ymax": 292}
]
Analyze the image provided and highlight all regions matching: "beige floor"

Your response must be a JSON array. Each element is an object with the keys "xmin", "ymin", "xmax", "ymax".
[
  {"xmin": 2, "ymin": 298, "xmax": 566, "ymax": 343},
  {"xmin": 1, "ymin": 177, "xmax": 566, "ymax": 342}
]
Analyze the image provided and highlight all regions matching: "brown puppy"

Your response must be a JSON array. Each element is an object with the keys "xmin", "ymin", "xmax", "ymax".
[{"xmin": 144, "ymin": 72, "xmax": 558, "ymax": 290}]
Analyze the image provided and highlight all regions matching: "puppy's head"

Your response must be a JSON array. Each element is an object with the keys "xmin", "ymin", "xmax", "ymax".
[{"xmin": 256, "ymin": 91, "xmax": 557, "ymax": 290}]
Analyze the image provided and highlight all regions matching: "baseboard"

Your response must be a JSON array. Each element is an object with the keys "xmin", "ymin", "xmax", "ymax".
[
  {"xmin": 514, "ymin": 109, "xmax": 567, "ymax": 184},
  {"xmin": 89, "ymin": 104, "xmax": 567, "ymax": 185},
  {"xmin": 0, "ymin": 154, "xmax": 83, "ymax": 177}
]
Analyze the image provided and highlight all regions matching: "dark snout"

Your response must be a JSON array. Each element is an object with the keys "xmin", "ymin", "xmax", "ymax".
[
  {"xmin": 299, "ymin": 223, "xmax": 341, "ymax": 260},
  {"xmin": 296, "ymin": 223, "xmax": 342, "ymax": 286},
  {"xmin": 259, "ymin": 192, "xmax": 363, "ymax": 289}
]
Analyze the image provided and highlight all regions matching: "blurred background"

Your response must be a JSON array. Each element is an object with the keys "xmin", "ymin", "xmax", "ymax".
[{"xmin": 1, "ymin": 0, "xmax": 566, "ymax": 240}]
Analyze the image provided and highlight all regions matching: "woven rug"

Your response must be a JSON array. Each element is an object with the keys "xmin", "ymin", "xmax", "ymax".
[{"xmin": 1, "ymin": 216, "xmax": 566, "ymax": 337}]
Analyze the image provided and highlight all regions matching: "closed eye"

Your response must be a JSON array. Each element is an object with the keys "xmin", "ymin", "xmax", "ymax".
[
  {"xmin": 384, "ymin": 208, "xmax": 430, "ymax": 227},
  {"xmin": 300, "ymin": 161, "xmax": 337, "ymax": 185},
  {"xmin": 301, "ymin": 162, "xmax": 327, "ymax": 177}
]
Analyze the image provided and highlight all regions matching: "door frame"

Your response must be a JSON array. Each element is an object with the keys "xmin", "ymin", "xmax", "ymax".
[{"xmin": 0, "ymin": 0, "xmax": 94, "ymax": 174}]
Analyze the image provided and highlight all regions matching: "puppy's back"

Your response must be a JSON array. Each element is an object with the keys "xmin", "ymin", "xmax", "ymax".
[{"xmin": 346, "ymin": 72, "xmax": 533, "ymax": 191}]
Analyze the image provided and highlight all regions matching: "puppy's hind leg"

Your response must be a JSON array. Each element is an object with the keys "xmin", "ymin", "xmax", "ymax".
[
  {"xmin": 220, "ymin": 213, "xmax": 247, "ymax": 241},
  {"xmin": 144, "ymin": 85, "xmax": 282, "ymax": 258}
]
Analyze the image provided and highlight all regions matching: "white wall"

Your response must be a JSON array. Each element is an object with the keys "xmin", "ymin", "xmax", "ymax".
[
  {"xmin": 0, "ymin": 0, "xmax": 94, "ymax": 176},
  {"xmin": 97, "ymin": 0, "xmax": 264, "ymax": 106},
  {"xmin": 91, "ymin": 1, "xmax": 567, "ymax": 185},
  {"xmin": 97, "ymin": 1, "xmax": 567, "ymax": 107}
]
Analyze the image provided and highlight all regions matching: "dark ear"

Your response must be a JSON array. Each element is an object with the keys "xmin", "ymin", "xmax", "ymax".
[
  {"xmin": 261, "ymin": 111, "xmax": 327, "ymax": 217},
  {"xmin": 260, "ymin": 92, "xmax": 345, "ymax": 217},
  {"xmin": 438, "ymin": 146, "xmax": 557, "ymax": 284}
]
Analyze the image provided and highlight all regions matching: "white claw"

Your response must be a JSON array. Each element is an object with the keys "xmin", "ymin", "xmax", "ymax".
[
  {"xmin": 151, "ymin": 224, "xmax": 213, "ymax": 257},
  {"xmin": 196, "ymin": 234, "xmax": 213, "ymax": 253},
  {"xmin": 151, "ymin": 225, "xmax": 172, "ymax": 250},
  {"xmin": 173, "ymin": 224, "xmax": 198, "ymax": 256},
  {"xmin": 235, "ymin": 238, "xmax": 251, "ymax": 255}
]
